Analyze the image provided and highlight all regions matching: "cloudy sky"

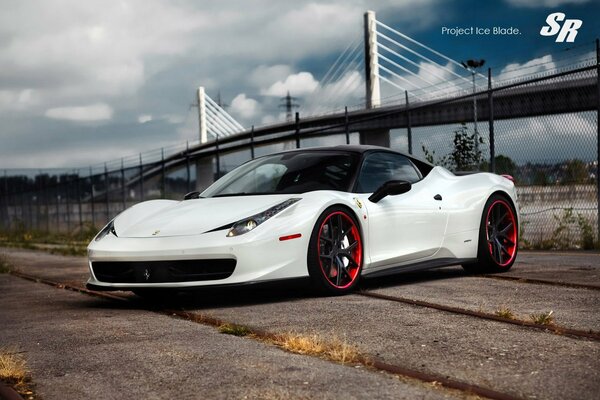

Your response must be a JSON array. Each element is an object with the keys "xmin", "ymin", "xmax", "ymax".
[{"xmin": 0, "ymin": 0, "xmax": 598, "ymax": 169}]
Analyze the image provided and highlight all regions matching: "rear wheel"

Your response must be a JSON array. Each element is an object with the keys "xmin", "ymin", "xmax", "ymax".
[
  {"xmin": 463, "ymin": 194, "xmax": 518, "ymax": 273},
  {"xmin": 308, "ymin": 206, "xmax": 363, "ymax": 295}
]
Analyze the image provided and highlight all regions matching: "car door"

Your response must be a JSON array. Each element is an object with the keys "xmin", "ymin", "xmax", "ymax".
[{"xmin": 356, "ymin": 152, "xmax": 448, "ymax": 269}]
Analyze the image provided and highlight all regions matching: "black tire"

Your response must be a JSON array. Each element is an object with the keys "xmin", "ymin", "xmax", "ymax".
[
  {"xmin": 463, "ymin": 194, "xmax": 518, "ymax": 274},
  {"xmin": 307, "ymin": 206, "xmax": 364, "ymax": 295}
]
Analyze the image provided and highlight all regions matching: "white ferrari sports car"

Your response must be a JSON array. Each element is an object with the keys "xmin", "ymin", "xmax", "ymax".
[{"xmin": 87, "ymin": 145, "xmax": 519, "ymax": 296}]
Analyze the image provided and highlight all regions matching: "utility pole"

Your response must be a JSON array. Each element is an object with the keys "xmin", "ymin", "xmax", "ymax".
[
  {"xmin": 280, "ymin": 91, "xmax": 299, "ymax": 122},
  {"xmin": 461, "ymin": 59, "xmax": 485, "ymax": 155}
]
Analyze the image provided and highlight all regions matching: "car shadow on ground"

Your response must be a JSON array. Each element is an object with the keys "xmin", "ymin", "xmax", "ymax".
[
  {"xmin": 82, "ymin": 266, "xmax": 473, "ymax": 311},
  {"xmin": 361, "ymin": 265, "xmax": 470, "ymax": 290}
]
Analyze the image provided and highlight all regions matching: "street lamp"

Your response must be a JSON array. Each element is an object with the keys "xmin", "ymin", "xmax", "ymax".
[{"xmin": 461, "ymin": 59, "xmax": 485, "ymax": 156}]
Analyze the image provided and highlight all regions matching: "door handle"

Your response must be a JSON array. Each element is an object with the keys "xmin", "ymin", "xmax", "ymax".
[{"xmin": 434, "ymin": 194, "xmax": 442, "ymax": 201}]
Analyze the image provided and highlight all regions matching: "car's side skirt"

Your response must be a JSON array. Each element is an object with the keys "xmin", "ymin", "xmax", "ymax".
[{"xmin": 361, "ymin": 257, "xmax": 478, "ymax": 279}]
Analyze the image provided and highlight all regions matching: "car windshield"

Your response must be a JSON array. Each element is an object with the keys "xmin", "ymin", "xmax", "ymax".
[{"xmin": 201, "ymin": 151, "xmax": 360, "ymax": 197}]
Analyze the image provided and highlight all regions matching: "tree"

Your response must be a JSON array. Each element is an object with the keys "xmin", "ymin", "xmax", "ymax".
[
  {"xmin": 563, "ymin": 159, "xmax": 589, "ymax": 184},
  {"xmin": 480, "ymin": 155, "xmax": 517, "ymax": 177},
  {"xmin": 533, "ymin": 170, "xmax": 549, "ymax": 186},
  {"xmin": 421, "ymin": 123, "xmax": 484, "ymax": 172}
]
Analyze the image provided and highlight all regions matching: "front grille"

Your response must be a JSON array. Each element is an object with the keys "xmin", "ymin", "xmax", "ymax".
[{"xmin": 91, "ymin": 259, "xmax": 236, "ymax": 283}]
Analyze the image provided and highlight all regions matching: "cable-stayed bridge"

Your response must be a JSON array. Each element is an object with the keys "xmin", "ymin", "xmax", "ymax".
[{"xmin": 198, "ymin": 11, "xmax": 597, "ymax": 151}]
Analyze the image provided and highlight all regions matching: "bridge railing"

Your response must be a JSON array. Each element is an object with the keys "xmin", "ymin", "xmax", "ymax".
[{"xmin": 0, "ymin": 60, "xmax": 598, "ymax": 250}]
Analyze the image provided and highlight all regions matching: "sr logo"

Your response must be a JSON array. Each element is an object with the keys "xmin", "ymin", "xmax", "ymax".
[{"xmin": 540, "ymin": 12, "xmax": 582, "ymax": 43}]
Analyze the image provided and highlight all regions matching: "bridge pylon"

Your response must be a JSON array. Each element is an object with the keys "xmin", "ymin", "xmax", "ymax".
[
  {"xmin": 364, "ymin": 10, "xmax": 381, "ymax": 109},
  {"xmin": 360, "ymin": 10, "xmax": 390, "ymax": 148},
  {"xmin": 197, "ymin": 87, "xmax": 208, "ymax": 144}
]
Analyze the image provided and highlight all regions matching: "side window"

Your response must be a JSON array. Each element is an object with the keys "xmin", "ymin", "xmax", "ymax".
[{"xmin": 356, "ymin": 152, "xmax": 421, "ymax": 193}]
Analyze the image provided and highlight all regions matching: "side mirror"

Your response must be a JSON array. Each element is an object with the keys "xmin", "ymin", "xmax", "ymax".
[
  {"xmin": 368, "ymin": 180, "xmax": 411, "ymax": 203},
  {"xmin": 184, "ymin": 191, "xmax": 201, "ymax": 200}
]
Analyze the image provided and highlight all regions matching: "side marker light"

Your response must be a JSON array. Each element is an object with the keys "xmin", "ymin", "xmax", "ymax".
[{"xmin": 279, "ymin": 233, "xmax": 302, "ymax": 241}]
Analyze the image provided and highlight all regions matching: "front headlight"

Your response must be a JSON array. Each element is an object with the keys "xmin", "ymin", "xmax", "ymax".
[
  {"xmin": 227, "ymin": 198, "xmax": 301, "ymax": 237},
  {"xmin": 94, "ymin": 220, "xmax": 117, "ymax": 241}
]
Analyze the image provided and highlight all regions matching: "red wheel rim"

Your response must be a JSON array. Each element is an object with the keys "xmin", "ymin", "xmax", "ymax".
[
  {"xmin": 486, "ymin": 200, "xmax": 517, "ymax": 267},
  {"xmin": 317, "ymin": 211, "xmax": 362, "ymax": 289}
]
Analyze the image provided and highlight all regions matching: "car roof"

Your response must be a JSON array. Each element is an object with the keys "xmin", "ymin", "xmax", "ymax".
[{"xmin": 266, "ymin": 144, "xmax": 433, "ymax": 166}]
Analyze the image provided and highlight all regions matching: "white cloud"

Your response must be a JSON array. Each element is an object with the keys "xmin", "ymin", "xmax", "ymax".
[
  {"xmin": 248, "ymin": 64, "xmax": 293, "ymax": 89},
  {"xmin": 162, "ymin": 114, "xmax": 185, "ymax": 124},
  {"xmin": 0, "ymin": 0, "xmax": 449, "ymax": 167},
  {"xmin": 0, "ymin": 89, "xmax": 40, "ymax": 111},
  {"xmin": 138, "ymin": 114, "xmax": 153, "ymax": 123},
  {"xmin": 303, "ymin": 70, "xmax": 364, "ymax": 116},
  {"xmin": 45, "ymin": 103, "xmax": 113, "ymax": 121},
  {"xmin": 505, "ymin": 0, "xmax": 590, "ymax": 7},
  {"xmin": 262, "ymin": 72, "xmax": 319, "ymax": 97},
  {"xmin": 0, "ymin": 0, "xmax": 210, "ymax": 113},
  {"xmin": 497, "ymin": 55, "xmax": 556, "ymax": 82},
  {"xmin": 230, "ymin": 93, "xmax": 260, "ymax": 119}
]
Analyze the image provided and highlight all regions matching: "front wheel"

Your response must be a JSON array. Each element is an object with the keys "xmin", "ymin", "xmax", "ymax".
[
  {"xmin": 307, "ymin": 206, "xmax": 363, "ymax": 295},
  {"xmin": 463, "ymin": 194, "xmax": 518, "ymax": 273}
]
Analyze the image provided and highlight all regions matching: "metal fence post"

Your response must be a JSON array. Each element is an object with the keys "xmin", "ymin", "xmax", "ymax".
[
  {"xmin": 405, "ymin": 91, "xmax": 412, "ymax": 155},
  {"xmin": 65, "ymin": 178, "xmax": 71, "ymax": 232},
  {"xmin": 250, "ymin": 126, "xmax": 255, "ymax": 159},
  {"xmin": 76, "ymin": 172, "xmax": 83, "ymax": 230},
  {"xmin": 596, "ymin": 38, "xmax": 600, "ymax": 243},
  {"xmin": 90, "ymin": 167, "xmax": 95, "ymax": 229},
  {"xmin": 186, "ymin": 141, "xmax": 191, "ymax": 192},
  {"xmin": 43, "ymin": 179, "xmax": 49, "ymax": 232},
  {"xmin": 139, "ymin": 154, "xmax": 144, "ymax": 202},
  {"xmin": 104, "ymin": 163, "xmax": 110, "ymax": 223},
  {"xmin": 488, "ymin": 68, "xmax": 495, "ymax": 173},
  {"xmin": 55, "ymin": 184, "xmax": 60, "ymax": 231},
  {"xmin": 33, "ymin": 191, "xmax": 38, "ymax": 231},
  {"xmin": 161, "ymin": 148, "xmax": 166, "ymax": 198},
  {"xmin": 27, "ymin": 190, "xmax": 33, "ymax": 231},
  {"xmin": 345, "ymin": 107, "xmax": 350, "ymax": 144},
  {"xmin": 2, "ymin": 170, "xmax": 7, "ymax": 230},
  {"xmin": 121, "ymin": 159, "xmax": 126, "ymax": 211},
  {"xmin": 36, "ymin": 175, "xmax": 42, "ymax": 231},
  {"xmin": 295, "ymin": 112, "xmax": 300, "ymax": 148}
]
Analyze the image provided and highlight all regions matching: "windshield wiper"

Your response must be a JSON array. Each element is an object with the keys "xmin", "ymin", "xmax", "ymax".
[{"xmin": 183, "ymin": 191, "xmax": 203, "ymax": 200}]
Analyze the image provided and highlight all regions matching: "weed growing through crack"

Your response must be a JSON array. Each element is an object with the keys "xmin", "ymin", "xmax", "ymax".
[
  {"xmin": 273, "ymin": 332, "xmax": 362, "ymax": 365},
  {"xmin": 531, "ymin": 311, "xmax": 554, "ymax": 325},
  {"xmin": 495, "ymin": 307, "xmax": 515, "ymax": 320},
  {"xmin": 218, "ymin": 324, "xmax": 251, "ymax": 337},
  {"xmin": 0, "ymin": 347, "xmax": 35, "ymax": 398}
]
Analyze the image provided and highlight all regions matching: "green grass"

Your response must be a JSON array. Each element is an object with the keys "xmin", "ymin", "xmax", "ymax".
[
  {"xmin": 0, "ymin": 227, "xmax": 94, "ymax": 257},
  {"xmin": 530, "ymin": 310, "xmax": 555, "ymax": 325},
  {"xmin": 218, "ymin": 324, "xmax": 251, "ymax": 337},
  {"xmin": 495, "ymin": 307, "xmax": 515, "ymax": 320}
]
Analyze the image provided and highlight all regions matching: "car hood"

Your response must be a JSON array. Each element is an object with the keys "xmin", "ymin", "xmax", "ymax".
[{"xmin": 115, "ymin": 194, "xmax": 295, "ymax": 238}]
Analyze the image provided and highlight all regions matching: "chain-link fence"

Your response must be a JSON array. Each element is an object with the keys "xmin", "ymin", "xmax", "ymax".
[{"xmin": 1, "ymin": 46, "xmax": 598, "ymax": 250}]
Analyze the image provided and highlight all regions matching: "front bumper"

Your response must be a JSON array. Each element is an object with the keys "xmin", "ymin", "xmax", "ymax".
[{"xmin": 86, "ymin": 230, "xmax": 309, "ymax": 290}]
